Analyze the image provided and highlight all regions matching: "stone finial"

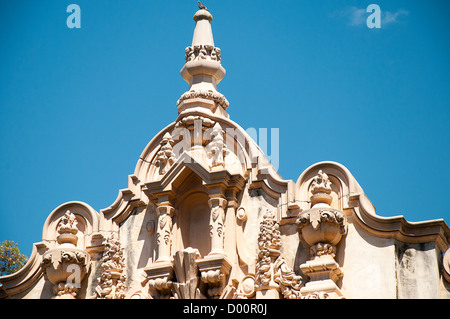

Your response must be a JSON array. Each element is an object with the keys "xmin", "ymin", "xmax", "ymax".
[
  {"xmin": 192, "ymin": 8, "xmax": 214, "ymax": 47},
  {"xmin": 178, "ymin": 6, "xmax": 228, "ymax": 115},
  {"xmin": 57, "ymin": 210, "xmax": 78, "ymax": 235},
  {"xmin": 41, "ymin": 210, "xmax": 90, "ymax": 299},
  {"xmin": 310, "ymin": 170, "xmax": 332, "ymax": 195},
  {"xmin": 310, "ymin": 170, "xmax": 333, "ymax": 208},
  {"xmin": 296, "ymin": 171, "xmax": 347, "ymax": 299},
  {"xmin": 56, "ymin": 210, "xmax": 79, "ymax": 246}
]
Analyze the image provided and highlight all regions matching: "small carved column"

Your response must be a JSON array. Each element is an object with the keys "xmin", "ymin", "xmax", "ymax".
[
  {"xmin": 156, "ymin": 205, "xmax": 175, "ymax": 262},
  {"xmin": 208, "ymin": 197, "xmax": 227, "ymax": 256}
]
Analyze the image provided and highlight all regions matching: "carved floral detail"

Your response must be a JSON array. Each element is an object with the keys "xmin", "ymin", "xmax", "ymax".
[
  {"xmin": 177, "ymin": 89, "xmax": 229, "ymax": 110},
  {"xmin": 57, "ymin": 210, "xmax": 78, "ymax": 235},
  {"xmin": 297, "ymin": 209, "xmax": 347, "ymax": 235},
  {"xmin": 301, "ymin": 291, "xmax": 330, "ymax": 299},
  {"xmin": 310, "ymin": 242, "xmax": 336, "ymax": 258},
  {"xmin": 40, "ymin": 248, "xmax": 90, "ymax": 299},
  {"xmin": 185, "ymin": 44, "xmax": 221, "ymax": 63},
  {"xmin": 273, "ymin": 257, "xmax": 302, "ymax": 299},
  {"xmin": 61, "ymin": 250, "xmax": 87, "ymax": 264},
  {"xmin": 40, "ymin": 210, "xmax": 90, "ymax": 299},
  {"xmin": 256, "ymin": 210, "xmax": 302, "ymax": 298},
  {"xmin": 53, "ymin": 282, "xmax": 78, "ymax": 299},
  {"xmin": 95, "ymin": 236, "xmax": 126, "ymax": 299},
  {"xmin": 310, "ymin": 170, "xmax": 332, "ymax": 195}
]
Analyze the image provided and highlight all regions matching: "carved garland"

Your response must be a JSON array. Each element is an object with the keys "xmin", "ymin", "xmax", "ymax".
[
  {"xmin": 185, "ymin": 44, "xmax": 221, "ymax": 63},
  {"xmin": 255, "ymin": 210, "xmax": 302, "ymax": 299},
  {"xmin": 176, "ymin": 89, "xmax": 229, "ymax": 110},
  {"xmin": 95, "ymin": 236, "xmax": 127, "ymax": 299}
]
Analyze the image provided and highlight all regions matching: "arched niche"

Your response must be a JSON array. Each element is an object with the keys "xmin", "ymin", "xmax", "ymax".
[
  {"xmin": 176, "ymin": 191, "xmax": 211, "ymax": 258},
  {"xmin": 42, "ymin": 201, "xmax": 99, "ymax": 250}
]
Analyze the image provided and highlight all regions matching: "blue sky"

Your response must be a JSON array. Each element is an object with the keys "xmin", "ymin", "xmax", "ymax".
[{"xmin": 1, "ymin": 0, "xmax": 449, "ymax": 256}]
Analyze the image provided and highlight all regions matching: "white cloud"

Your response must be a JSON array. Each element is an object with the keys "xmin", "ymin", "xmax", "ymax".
[
  {"xmin": 348, "ymin": 7, "xmax": 367, "ymax": 26},
  {"xmin": 382, "ymin": 9, "xmax": 409, "ymax": 26},
  {"xmin": 342, "ymin": 6, "xmax": 409, "ymax": 27}
]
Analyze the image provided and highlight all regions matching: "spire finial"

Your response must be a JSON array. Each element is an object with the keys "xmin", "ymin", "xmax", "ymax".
[{"xmin": 177, "ymin": 4, "xmax": 228, "ymax": 116}]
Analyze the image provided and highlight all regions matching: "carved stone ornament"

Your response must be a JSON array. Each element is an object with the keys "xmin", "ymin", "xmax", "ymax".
[
  {"xmin": 296, "ymin": 208, "xmax": 347, "ymax": 250},
  {"xmin": 154, "ymin": 132, "xmax": 176, "ymax": 175},
  {"xmin": 144, "ymin": 247, "xmax": 234, "ymax": 299},
  {"xmin": 155, "ymin": 205, "xmax": 175, "ymax": 262},
  {"xmin": 295, "ymin": 170, "xmax": 346, "ymax": 298},
  {"xmin": 57, "ymin": 210, "xmax": 78, "ymax": 235},
  {"xmin": 95, "ymin": 236, "xmax": 126, "ymax": 299},
  {"xmin": 296, "ymin": 170, "xmax": 348, "ymax": 254},
  {"xmin": 40, "ymin": 210, "xmax": 90, "ymax": 299},
  {"xmin": 185, "ymin": 44, "xmax": 221, "ymax": 63},
  {"xmin": 145, "ymin": 248, "xmax": 205, "ymax": 299},
  {"xmin": 177, "ymin": 89, "xmax": 229, "ymax": 110},
  {"xmin": 197, "ymin": 255, "xmax": 232, "ymax": 299},
  {"xmin": 206, "ymin": 122, "xmax": 229, "ymax": 169},
  {"xmin": 255, "ymin": 210, "xmax": 302, "ymax": 299}
]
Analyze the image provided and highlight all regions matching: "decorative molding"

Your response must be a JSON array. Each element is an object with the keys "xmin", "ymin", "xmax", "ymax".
[
  {"xmin": 185, "ymin": 44, "xmax": 221, "ymax": 63},
  {"xmin": 177, "ymin": 89, "xmax": 229, "ymax": 110},
  {"xmin": 145, "ymin": 261, "xmax": 174, "ymax": 299},
  {"xmin": 197, "ymin": 255, "xmax": 231, "ymax": 299}
]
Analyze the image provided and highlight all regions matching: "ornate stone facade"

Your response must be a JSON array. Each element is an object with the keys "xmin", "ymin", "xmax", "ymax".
[{"xmin": 1, "ymin": 6, "xmax": 449, "ymax": 300}]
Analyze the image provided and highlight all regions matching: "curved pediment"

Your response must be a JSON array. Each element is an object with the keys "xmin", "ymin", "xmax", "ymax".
[
  {"xmin": 133, "ymin": 111, "xmax": 278, "ymax": 187},
  {"xmin": 295, "ymin": 161, "xmax": 450, "ymax": 252},
  {"xmin": 142, "ymin": 151, "xmax": 246, "ymax": 204},
  {"xmin": 42, "ymin": 201, "xmax": 100, "ymax": 250}
]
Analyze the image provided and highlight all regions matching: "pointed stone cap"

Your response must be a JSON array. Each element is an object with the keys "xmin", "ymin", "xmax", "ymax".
[
  {"xmin": 178, "ymin": 8, "xmax": 228, "ymax": 116},
  {"xmin": 192, "ymin": 9, "xmax": 214, "ymax": 47},
  {"xmin": 180, "ymin": 9, "xmax": 225, "ymax": 88}
]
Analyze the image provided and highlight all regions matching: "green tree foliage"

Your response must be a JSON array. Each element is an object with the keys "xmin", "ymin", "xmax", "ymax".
[{"xmin": 0, "ymin": 240, "xmax": 28, "ymax": 276}]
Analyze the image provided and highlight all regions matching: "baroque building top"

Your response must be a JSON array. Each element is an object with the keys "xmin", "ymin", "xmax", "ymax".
[{"xmin": 1, "ymin": 4, "xmax": 450, "ymax": 300}]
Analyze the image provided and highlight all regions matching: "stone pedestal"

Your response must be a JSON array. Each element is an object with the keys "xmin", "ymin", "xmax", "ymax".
[{"xmin": 197, "ymin": 254, "xmax": 231, "ymax": 299}]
